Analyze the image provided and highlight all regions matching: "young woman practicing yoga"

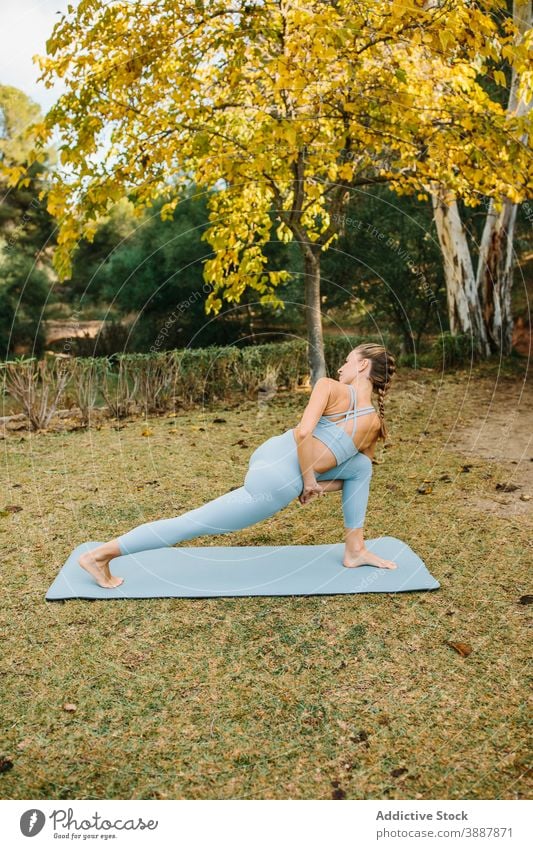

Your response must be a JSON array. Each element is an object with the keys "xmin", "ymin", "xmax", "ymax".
[{"xmin": 79, "ymin": 343, "xmax": 397, "ymax": 588}]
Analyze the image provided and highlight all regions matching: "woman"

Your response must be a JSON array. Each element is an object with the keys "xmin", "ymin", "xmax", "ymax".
[{"xmin": 79, "ymin": 343, "xmax": 398, "ymax": 588}]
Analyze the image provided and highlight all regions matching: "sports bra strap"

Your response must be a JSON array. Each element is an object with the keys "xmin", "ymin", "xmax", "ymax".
[{"xmin": 350, "ymin": 385, "xmax": 357, "ymax": 437}]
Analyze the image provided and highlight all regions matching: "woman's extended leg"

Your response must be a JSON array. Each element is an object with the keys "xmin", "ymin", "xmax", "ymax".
[{"xmin": 79, "ymin": 431, "xmax": 302, "ymax": 587}]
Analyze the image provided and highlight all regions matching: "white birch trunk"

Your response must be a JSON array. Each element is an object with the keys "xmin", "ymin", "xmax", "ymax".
[
  {"xmin": 476, "ymin": 0, "xmax": 532, "ymax": 355},
  {"xmin": 429, "ymin": 182, "xmax": 490, "ymax": 355}
]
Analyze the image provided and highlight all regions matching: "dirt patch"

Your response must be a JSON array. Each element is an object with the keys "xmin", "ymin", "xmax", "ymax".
[{"xmin": 447, "ymin": 375, "xmax": 533, "ymax": 520}]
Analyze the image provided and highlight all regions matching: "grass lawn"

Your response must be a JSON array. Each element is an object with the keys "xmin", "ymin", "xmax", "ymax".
[{"xmin": 0, "ymin": 362, "xmax": 531, "ymax": 800}]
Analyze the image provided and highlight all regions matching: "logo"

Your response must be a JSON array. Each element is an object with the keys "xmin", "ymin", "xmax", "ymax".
[{"xmin": 20, "ymin": 809, "xmax": 46, "ymax": 837}]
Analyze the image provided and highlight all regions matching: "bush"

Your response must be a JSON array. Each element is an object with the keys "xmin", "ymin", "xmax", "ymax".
[
  {"xmin": 2, "ymin": 334, "xmax": 403, "ymax": 429},
  {"xmin": 1, "ymin": 355, "xmax": 71, "ymax": 430},
  {"xmin": 63, "ymin": 357, "xmax": 106, "ymax": 426},
  {"xmin": 432, "ymin": 331, "xmax": 477, "ymax": 369}
]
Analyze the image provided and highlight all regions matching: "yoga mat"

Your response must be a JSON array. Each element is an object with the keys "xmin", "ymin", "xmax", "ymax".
[{"xmin": 46, "ymin": 536, "xmax": 439, "ymax": 600}]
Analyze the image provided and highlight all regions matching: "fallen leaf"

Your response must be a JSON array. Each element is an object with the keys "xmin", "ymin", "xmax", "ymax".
[
  {"xmin": 446, "ymin": 641, "xmax": 472, "ymax": 657},
  {"xmin": 3, "ymin": 505, "xmax": 22, "ymax": 513},
  {"xmin": 16, "ymin": 738, "xmax": 32, "ymax": 751},
  {"xmin": 330, "ymin": 780, "xmax": 346, "ymax": 799},
  {"xmin": 391, "ymin": 767, "xmax": 408, "ymax": 778},
  {"xmin": 141, "ymin": 427, "xmax": 153, "ymax": 437},
  {"xmin": 350, "ymin": 730, "xmax": 369, "ymax": 745},
  {"xmin": 417, "ymin": 482, "xmax": 433, "ymax": 494}
]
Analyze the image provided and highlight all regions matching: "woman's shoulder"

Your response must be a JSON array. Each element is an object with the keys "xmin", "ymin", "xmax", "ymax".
[{"xmin": 319, "ymin": 377, "xmax": 346, "ymax": 397}]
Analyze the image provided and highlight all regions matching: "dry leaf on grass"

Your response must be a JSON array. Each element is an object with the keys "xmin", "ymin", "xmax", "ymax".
[
  {"xmin": 445, "ymin": 641, "xmax": 472, "ymax": 657},
  {"xmin": 391, "ymin": 767, "xmax": 409, "ymax": 778}
]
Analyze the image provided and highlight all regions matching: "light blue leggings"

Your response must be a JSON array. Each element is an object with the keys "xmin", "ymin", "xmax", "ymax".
[{"xmin": 117, "ymin": 428, "xmax": 373, "ymax": 555}]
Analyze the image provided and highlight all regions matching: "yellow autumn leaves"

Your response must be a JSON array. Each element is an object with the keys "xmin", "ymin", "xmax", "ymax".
[{"xmin": 2, "ymin": 0, "xmax": 529, "ymax": 303}]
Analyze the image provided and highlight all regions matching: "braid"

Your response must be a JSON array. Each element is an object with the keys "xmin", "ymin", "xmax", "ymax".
[
  {"xmin": 355, "ymin": 344, "xmax": 396, "ymax": 442},
  {"xmin": 377, "ymin": 386, "xmax": 387, "ymax": 441}
]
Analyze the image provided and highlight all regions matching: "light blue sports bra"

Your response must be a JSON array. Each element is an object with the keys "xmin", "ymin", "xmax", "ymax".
[{"xmin": 312, "ymin": 384, "xmax": 377, "ymax": 466}]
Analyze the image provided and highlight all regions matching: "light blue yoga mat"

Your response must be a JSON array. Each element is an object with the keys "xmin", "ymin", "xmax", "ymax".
[{"xmin": 46, "ymin": 536, "xmax": 439, "ymax": 600}]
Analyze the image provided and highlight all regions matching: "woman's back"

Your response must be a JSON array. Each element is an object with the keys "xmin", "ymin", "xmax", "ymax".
[{"xmin": 312, "ymin": 383, "xmax": 378, "ymax": 466}]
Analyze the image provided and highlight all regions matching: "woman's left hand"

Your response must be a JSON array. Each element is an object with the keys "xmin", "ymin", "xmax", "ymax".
[{"xmin": 298, "ymin": 480, "xmax": 324, "ymax": 505}]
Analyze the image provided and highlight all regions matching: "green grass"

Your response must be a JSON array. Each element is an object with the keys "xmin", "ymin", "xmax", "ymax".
[{"xmin": 0, "ymin": 364, "xmax": 531, "ymax": 799}]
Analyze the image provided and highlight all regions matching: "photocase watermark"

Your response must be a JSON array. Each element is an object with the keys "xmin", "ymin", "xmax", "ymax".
[
  {"xmin": 150, "ymin": 282, "xmax": 214, "ymax": 352},
  {"xmin": 19, "ymin": 807, "xmax": 159, "ymax": 839},
  {"xmin": 61, "ymin": 308, "xmax": 83, "ymax": 356},
  {"xmin": 522, "ymin": 200, "xmax": 533, "ymax": 226},
  {"xmin": 255, "ymin": 364, "xmax": 280, "ymax": 422},
  {"xmin": 20, "ymin": 809, "xmax": 46, "ymax": 837},
  {"xmin": 5, "ymin": 197, "xmax": 42, "ymax": 252},
  {"xmin": 226, "ymin": 486, "xmax": 275, "ymax": 504},
  {"xmin": 330, "ymin": 213, "xmax": 439, "ymax": 307}
]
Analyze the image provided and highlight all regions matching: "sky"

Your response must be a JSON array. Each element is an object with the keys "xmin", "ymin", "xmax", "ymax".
[{"xmin": 0, "ymin": 0, "xmax": 72, "ymax": 114}]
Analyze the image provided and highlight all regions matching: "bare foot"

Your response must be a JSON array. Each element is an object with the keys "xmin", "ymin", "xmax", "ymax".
[
  {"xmin": 79, "ymin": 550, "xmax": 124, "ymax": 588},
  {"xmin": 343, "ymin": 547, "xmax": 398, "ymax": 570}
]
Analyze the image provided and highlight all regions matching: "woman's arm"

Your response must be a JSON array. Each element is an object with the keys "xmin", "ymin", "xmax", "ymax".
[
  {"xmin": 294, "ymin": 377, "xmax": 333, "ymax": 484},
  {"xmin": 297, "ymin": 478, "xmax": 342, "ymax": 505}
]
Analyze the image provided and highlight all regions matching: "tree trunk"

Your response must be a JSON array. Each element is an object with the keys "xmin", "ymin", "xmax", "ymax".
[
  {"xmin": 477, "ymin": 200, "xmax": 518, "ymax": 354},
  {"xmin": 429, "ymin": 182, "xmax": 490, "ymax": 356},
  {"xmin": 426, "ymin": 0, "xmax": 531, "ymax": 359},
  {"xmin": 476, "ymin": 0, "xmax": 532, "ymax": 355},
  {"xmin": 303, "ymin": 246, "xmax": 327, "ymax": 385}
]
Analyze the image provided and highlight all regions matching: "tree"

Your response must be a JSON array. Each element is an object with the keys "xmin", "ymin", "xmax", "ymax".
[
  {"xmin": 321, "ymin": 186, "xmax": 446, "ymax": 352},
  {"xmin": 0, "ymin": 252, "xmax": 49, "ymax": 358},
  {"xmin": 65, "ymin": 195, "xmax": 138, "ymax": 304},
  {"xmin": 427, "ymin": 0, "xmax": 532, "ymax": 355},
  {"xmin": 5, "ymin": 1, "xmax": 530, "ymax": 380},
  {"xmin": 0, "ymin": 85, "xmax": 57, "ymax": 262}
]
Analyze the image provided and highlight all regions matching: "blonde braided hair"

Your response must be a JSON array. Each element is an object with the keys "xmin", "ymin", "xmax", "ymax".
[{"xmin": 355, "ymin": 343, "xmax": 396, "ymax": 441}]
